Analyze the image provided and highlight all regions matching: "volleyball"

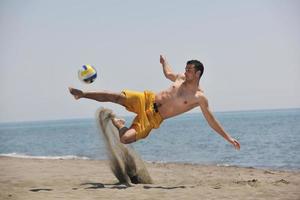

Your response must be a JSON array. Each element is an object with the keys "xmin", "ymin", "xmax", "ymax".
[{"xmin": 78, "ymin": 64, "xmax": 97, "ymax": 84}]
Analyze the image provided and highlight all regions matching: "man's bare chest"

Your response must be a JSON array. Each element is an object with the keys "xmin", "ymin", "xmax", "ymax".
[{"xmin": 170, "ymin": 85, "xmax": 199, "ymax": 105}]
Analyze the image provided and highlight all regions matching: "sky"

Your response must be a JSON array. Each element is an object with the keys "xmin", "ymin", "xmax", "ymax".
[{"xmin": 0, "ymin": 0, "xmax": 299, "ymax": 123}]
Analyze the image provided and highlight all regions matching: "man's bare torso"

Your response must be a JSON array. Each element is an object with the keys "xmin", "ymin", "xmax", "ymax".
[{"xmin": 155, "ymin": 77, "xmax": 204, "ymax": 119}]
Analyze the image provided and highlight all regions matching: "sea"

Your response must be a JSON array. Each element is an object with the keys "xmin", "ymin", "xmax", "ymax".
[{"xmin": 0, "ymin": 108, "xmax": 299, "ymax": 171}]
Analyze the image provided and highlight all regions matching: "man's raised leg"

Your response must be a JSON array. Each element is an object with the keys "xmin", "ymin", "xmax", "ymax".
[
  {"xmin": 68, "ymin": 87, "xmax": 126, "ymax": 106},
  {"xmin": 69, "ymin": 87, "xmax": 136, "ymax": 143}
]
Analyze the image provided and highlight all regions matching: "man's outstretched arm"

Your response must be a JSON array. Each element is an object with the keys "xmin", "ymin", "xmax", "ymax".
[
  {"xmin": 160, "ymin": 55, "xmax": 178, "ymax": 82},
  {"xmin": 199, "ymin": 96, "xmax": 241, "ymax": 150}
]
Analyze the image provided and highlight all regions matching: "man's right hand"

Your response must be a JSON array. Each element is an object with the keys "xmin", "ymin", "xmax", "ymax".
[
  {"xmin": 160, "ymin": 54, "xmax": 167, "ymax": 65},
  {"xmin": 68, "ymin": 87, "xmax": 84, "ymax": 100}
]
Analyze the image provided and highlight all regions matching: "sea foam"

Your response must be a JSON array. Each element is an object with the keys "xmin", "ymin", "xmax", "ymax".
[{"xmin": 0, "ymin": 152, "xmax": 90, "ymax": 160}]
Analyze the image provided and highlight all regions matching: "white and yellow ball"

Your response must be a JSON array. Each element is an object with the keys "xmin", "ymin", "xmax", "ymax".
[{"xmin": 78, "ymin": 64, "xmax": 97, "ymax": 84}]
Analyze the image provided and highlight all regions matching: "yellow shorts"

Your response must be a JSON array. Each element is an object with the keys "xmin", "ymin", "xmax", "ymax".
[{"xmin": 122, "ymin": 90, "xmax": 163, "ymax": 141}]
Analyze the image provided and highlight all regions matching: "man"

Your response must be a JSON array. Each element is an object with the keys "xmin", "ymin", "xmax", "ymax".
[{"xmin": 69, "ymin": 55, "xmax": 240, "ymax": 150}]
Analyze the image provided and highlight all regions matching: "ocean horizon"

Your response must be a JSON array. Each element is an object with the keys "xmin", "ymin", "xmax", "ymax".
[{"xmin": 1, "ymin": 108, "xmax": 299, "ymax": 171}]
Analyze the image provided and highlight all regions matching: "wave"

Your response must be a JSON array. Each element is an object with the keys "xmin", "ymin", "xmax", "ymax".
[{"xmin": 0, "ymin": 153, "xmax": 90, "ymax": 160}]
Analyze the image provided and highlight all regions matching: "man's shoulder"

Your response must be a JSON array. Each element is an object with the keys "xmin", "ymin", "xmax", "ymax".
[
  {"xmin": 196, "ymin": 91, "xmax": 208, "ymax": 104},
  {"xmin": 195, "ymin": 88, "xmax": 205, "ymax": 96},
  {"xmin": 176, "ymin": 73, "xmax": 185, "ymax": 80}
]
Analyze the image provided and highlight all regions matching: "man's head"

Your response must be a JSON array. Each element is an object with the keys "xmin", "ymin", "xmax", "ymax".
[{"xmin": 185, "ymin": 60, "xmax": 204, "ymax": 80}]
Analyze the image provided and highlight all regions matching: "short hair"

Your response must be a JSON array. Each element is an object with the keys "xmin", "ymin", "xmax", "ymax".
[{"xmin": 187, "ymin": 60, "xmax": 204, "ymax": 78}]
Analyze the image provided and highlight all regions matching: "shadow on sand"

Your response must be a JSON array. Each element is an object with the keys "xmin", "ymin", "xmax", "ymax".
[
  {"xmin": 143, "ymin": 185, "xmax": 187, "ymax": 190},
  {"xmin": 80, "ymin": 182, "xmax": 129, "ymax": 190},
  {"xmin": 81, "ymin": 182, "xmax": 190, "ymax": 190},
  {"xmin": 29, "ymin": 188, "xmax": 53, "ymax": 192}
]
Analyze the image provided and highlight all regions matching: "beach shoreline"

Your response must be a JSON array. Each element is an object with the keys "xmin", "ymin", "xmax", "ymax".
[{"xmin": 1, "ymin": 156, "xmax": 299, "ymax": 200}]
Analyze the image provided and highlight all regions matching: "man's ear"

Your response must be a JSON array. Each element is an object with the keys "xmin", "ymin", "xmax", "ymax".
[{"xmin": 196, "ymin": 70, "xmax": 201, "ymax": 78}]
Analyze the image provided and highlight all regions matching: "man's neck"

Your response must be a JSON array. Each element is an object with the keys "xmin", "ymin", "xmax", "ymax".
[{"xmin": 183, "ymin": 79, "xmax": 200, "ymax": 91}]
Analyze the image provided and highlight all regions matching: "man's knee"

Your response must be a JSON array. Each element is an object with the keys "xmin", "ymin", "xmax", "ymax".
[
  {"xmin": 115, "ymin": 92, "xmax": 126, "ymax": 106},
  {"xmin": 120, "ymin": 130, "xmax": 136, "ymax": 144},
  {"xmin": 120, "ymin": 136, "xmax": 133, "ymax": 144},
  {"xmin": 120, "ymin": 137, "xmax": 130, "ymax": 144}
]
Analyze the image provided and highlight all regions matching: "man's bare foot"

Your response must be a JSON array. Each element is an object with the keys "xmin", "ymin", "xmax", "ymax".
[
  {"xmin": 68, "ymin": 87, "xmax": 84, "ymax": 100},
  {"xmin": 111, "ymin": 117, "xmax": 126, "ymax": 130}
]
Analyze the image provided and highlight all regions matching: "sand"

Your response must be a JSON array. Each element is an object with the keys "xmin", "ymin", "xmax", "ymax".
[
  {"xmin": 96, "ymin": 108, "xmax": 153, "ymax": 185},
  {"xmin": 0, "ymin": 156, "xmax": 300, "ymax": 200}
]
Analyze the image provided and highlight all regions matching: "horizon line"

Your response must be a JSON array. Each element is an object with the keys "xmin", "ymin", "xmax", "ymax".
[{"xmin": 0, "ymin": 107, "xmax": 299, "ymax": 124}]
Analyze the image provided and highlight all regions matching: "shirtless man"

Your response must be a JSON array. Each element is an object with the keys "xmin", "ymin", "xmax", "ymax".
[{"xmin": 69, "ymin": 55, "xmax": 240, "ymax": 150}]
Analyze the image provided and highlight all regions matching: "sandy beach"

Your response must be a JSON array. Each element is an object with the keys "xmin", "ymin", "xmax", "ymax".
[{"xmin": 0, "ymin": 156, "xmax": 299, "ymax": 200}]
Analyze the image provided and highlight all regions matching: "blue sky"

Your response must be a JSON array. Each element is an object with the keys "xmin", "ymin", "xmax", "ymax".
[{"xmin": 0, "ymin": 0, "xmax": 299, "ymax": 122}]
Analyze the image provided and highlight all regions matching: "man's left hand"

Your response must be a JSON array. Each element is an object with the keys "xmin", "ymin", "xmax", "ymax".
[{"xmin": 229, "ymin": 137, "xmax": 240, "ymax": 150}]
